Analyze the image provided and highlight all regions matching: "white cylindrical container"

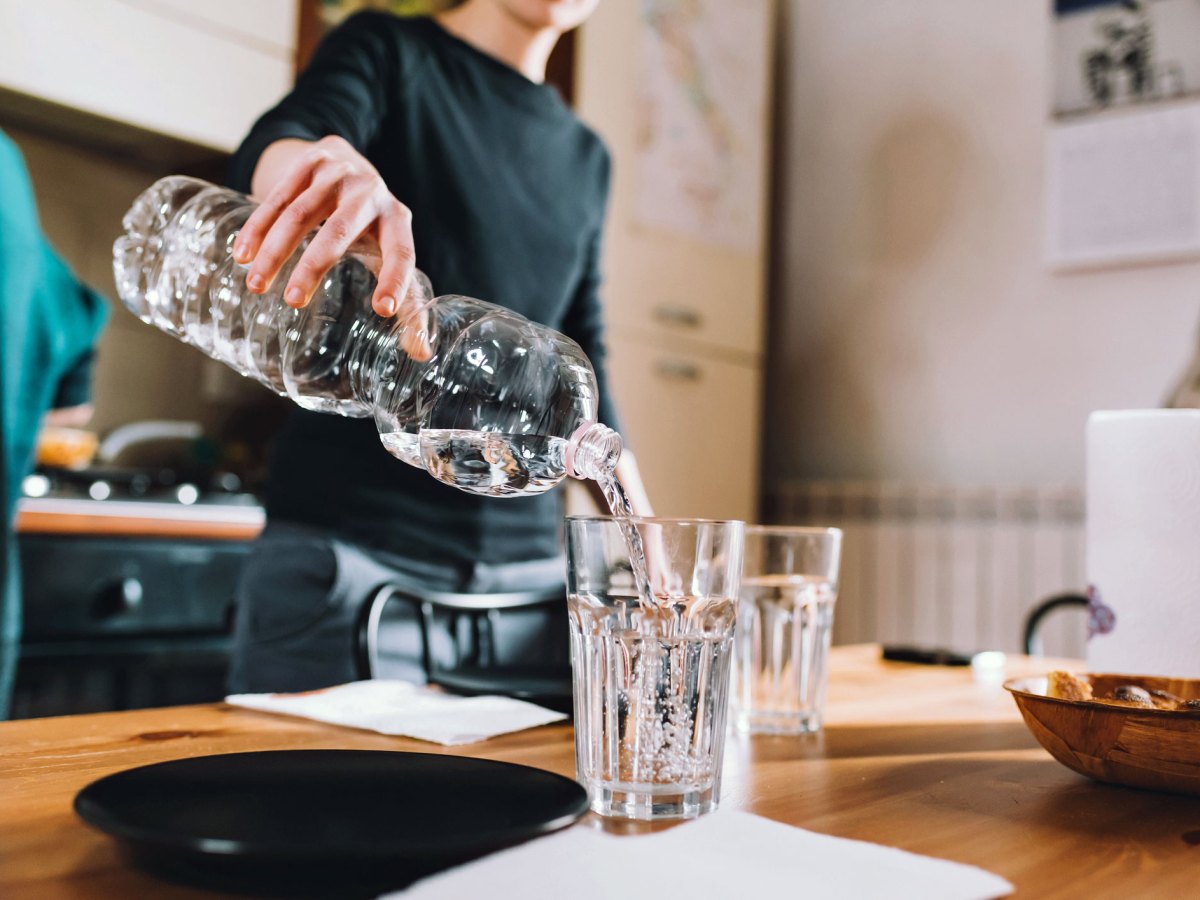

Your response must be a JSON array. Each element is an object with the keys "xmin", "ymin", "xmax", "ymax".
[{"xmin": 1086, "ymin": 409, "xmax": 1200, "ymax": 677}]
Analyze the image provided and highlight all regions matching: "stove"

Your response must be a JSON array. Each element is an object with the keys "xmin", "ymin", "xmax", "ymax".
[
  {"xmin": 12, "ymin": 466, "xmax": 265, "ymax": 719},
  {"xmin": 23, "ymin": 463, "xmax": 248, "ymax": 503}
]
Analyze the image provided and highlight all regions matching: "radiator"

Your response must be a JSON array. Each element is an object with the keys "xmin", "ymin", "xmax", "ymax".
[{"xmin": 768, "ymin": 482, "xmax": 1087, "ymax": 659}]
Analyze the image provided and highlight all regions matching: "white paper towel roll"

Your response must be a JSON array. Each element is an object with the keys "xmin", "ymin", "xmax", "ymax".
[{"xmin": 1087, "ymin": 410, "xmax": 1200, "ymax": 677}]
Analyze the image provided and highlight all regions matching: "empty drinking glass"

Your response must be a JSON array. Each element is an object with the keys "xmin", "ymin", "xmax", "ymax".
[{"xmin": 732, "ymin": 526, "xmax": 842, "ymax": 734}]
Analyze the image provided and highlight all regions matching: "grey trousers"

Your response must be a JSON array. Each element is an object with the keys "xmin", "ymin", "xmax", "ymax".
[{"xmin": 227, "ymin": 521, "xmax": 567, "ymax": 694}]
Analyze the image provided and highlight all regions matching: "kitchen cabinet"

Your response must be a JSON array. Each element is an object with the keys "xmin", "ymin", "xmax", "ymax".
[
  {"xmin": 575, "ymin": 2, "xmax": 773, "ymax": 520},
  {"xmin": 607, "ymin": 334, "xmax": 761, "ymax": 522},
  {"xmin": 0, "ymin": 0, "xmax": 296, "ymax": 152}
]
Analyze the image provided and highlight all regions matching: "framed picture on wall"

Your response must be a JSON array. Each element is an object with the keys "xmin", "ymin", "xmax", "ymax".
[
  {"xmin": 1047, "ymin": 1, "xmax": 1200, "ymax": 269},
  {"xmin": 1053, "ymin": 0, "xmax": 1200, "ymax": 118}
]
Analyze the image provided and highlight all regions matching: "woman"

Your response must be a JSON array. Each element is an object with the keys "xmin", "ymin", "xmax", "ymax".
[{"xmin": 226, "ymin": 0, "xmax": 651, "ymax": 692}]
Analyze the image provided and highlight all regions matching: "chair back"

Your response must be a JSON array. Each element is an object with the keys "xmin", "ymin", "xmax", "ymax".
[
  {"xmin": 1023, "ymin": 593, "xmax": 1089, "ymax": 656},
  {"xmin": 354, "ymin": 585, "xmax": 569, "ymax": 707}
]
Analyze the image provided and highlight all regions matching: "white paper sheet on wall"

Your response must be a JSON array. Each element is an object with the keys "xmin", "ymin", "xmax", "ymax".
[{"xmin": 1046, "ymin": 102, "xmax": 1200, "ymax": 269}]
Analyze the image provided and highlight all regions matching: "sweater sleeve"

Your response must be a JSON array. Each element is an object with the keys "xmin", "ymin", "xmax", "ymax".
[
  {"xmin": 227, "ymin": 11, "xmax": 403, "ymax": 193},
  {"xmin": 51, "ymin": 349, "xmax": 97, "ymax": 410},
  {"xmin": 560, "ymin": 228, "xmax": 622, "ymax": 437},
  {"xmin": 45, "ymin": 252, "xmax": 108, "ymax": 410},
  {"xmin": 560, "ymin": 146, "xmax": 623, "ymax": 436}
]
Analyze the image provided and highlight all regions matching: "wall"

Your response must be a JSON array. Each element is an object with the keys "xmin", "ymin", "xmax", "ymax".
[{"xmin": 766, "ymin": 0, "xmax": 1200, "ymax": 492}]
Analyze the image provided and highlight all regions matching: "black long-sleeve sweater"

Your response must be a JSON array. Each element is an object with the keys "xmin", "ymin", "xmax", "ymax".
[{"xmin": 228, "ymin": 12, "xmax": 618, "ymax": 565}]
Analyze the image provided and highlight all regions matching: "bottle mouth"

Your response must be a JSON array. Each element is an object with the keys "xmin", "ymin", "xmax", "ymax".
[
  {"xmin": 564, "ymin": 421, "xmax": 622, "ymax": 480},
  {"xmin": 562, "ymin": 421, "xmax": 594, "ymax": 479}
]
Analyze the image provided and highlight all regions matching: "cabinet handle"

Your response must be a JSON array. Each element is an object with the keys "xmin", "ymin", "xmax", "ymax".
[
  {"xmin": 654, "ymin": 305, "xmax": 702, "ymax": 328},
  {"xmin": 655, "ymin": 359, "xmax": 703, "ymax": 381}
]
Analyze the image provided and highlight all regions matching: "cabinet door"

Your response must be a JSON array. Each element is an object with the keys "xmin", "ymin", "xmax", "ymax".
[
  {"xmin": 0, "ymin": 0, "xmax": 294, "ymax": 151},
  {"xmin": 575, "ymin": 1, "xmax": 774, "ymax": 358},
  {"xmin": 606, "ymin": 336, "xmax": 761, "ymax": 522},
  {"xmin": 146, "ymin": 0, "xmax": 297, "ymax": 53}
]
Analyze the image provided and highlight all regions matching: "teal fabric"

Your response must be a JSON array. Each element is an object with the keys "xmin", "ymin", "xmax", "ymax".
[{"xmin": 0, "ymin": 129, "xmax": 108, "ymax": 717}]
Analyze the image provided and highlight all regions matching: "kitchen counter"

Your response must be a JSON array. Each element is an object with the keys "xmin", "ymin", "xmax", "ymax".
[
  {"xmin": 15, "ymin": 496, "xmax": 265, "ymax": 541},
  {"xmin": 5, "ymin": 645, "xmax": 1200, "ymax": 897}
]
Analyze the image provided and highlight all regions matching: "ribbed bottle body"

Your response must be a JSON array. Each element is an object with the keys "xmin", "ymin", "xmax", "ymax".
[{"xmin": 113, "ymin": 176, "xmax": 621, "ymax": 496}]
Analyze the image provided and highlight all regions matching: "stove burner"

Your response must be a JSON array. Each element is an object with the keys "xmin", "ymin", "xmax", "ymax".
[
  {"xmin": 23, "ymin": 474, "xmax": 51, "ymax": 498},
  {"xmin": 25, "ymin": 466, "xmax": 247, "ymax": 505}
]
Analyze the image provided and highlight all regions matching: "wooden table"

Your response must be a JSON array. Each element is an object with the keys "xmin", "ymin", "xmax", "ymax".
[{"xmin": 4, "ymin": 645, "xmax": 1200, "ymax": 898}]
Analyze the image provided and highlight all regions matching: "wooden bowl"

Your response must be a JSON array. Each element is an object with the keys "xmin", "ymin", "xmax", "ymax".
[{"xmin": 1005, "ymin": 674, "xmax": 1200, "ymax": 796}]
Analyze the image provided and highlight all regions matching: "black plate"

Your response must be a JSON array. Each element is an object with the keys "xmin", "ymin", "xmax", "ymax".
[{"xmin": 75, "ymin": 750, "xmax": 589, "ymax": 898}]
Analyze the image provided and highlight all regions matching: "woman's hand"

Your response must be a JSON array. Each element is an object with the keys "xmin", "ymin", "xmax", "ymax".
[
  {"xmin": 231, "ymin": 136, "xmax": 417, "ymax": 319},
  {"xmin": 42, "ymin": 404, "xmax": 94, "ymax": 429}
]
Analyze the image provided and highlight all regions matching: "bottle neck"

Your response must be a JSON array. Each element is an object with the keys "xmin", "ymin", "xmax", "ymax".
[{"xmin": 564, "ymin": 422, "xmax": 623, "ymax": 481}]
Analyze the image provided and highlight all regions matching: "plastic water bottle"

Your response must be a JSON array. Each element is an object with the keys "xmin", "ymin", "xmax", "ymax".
[{"xmin": 113, "ymin": 176, "xmax": 622, "ymax": 497}]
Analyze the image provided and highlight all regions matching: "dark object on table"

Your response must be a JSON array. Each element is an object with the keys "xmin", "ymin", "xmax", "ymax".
[
  {"xmin": 881, "ymin": 645, "xmax": 975, "ymax": 667},
  {"xmin": 75, "ymin": 749, "xmax": 588, "ymax": 897}
]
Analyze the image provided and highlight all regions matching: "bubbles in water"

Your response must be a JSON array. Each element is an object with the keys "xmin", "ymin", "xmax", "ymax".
[{"xmin": 572, "ymin": 597, "xmax": 735, "ymax": 793}]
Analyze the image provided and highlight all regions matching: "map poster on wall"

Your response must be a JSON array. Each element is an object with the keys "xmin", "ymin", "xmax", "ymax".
[{"xmin": 634, "ymin": 0, "xmax": 772, "ymax": 252}]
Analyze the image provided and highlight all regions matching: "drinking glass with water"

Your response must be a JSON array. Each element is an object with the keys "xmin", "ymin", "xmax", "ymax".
[
  {"xmin": 566, "ymin": 516, "xmax": 744, "ymax": 820},
  {"xmin": 732, "ymin": 526, "xmax": 843, "ymax": 735}
]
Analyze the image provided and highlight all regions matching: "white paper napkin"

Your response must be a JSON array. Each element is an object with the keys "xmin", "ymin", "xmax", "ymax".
[
  {"xmin": 225, "ymin": 680, "xmax": 566, "ymax": 745},
  {"xmin": 388, "ymin": 811, "xmax": 1013, "ymax": 900}
]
